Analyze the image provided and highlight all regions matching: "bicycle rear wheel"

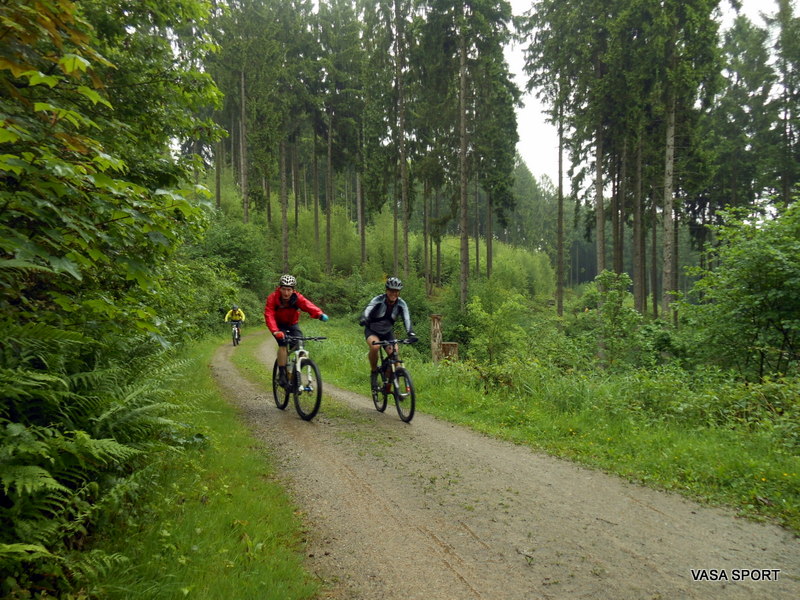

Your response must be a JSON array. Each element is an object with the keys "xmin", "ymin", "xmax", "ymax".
[
  {"xmin": 393, "ymin": 367, "xmax": 416, "ymax": 423},
  {"xmin": 372, "ymin": 371, "xmax": 388, "ymax": 412},
  {"xmin": 272, "ymin": 360, "xmax": 289, "ymax": 409},
  {"xmin": 293, "ymin": 357, "xmax": 322, "ymax": 421}
]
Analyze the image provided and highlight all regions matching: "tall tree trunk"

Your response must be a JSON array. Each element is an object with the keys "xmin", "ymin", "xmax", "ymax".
[
  {"xmin": 393, "ymin": 181, "xmax": 399, "ymax": 276},
  {"xmin": 633, "ymin": 132, "xmax": 644, "ymax": 313},
  {"xmin": 239, "ymin": 70, "xmax": 248, "ymax": 224},
  {"xmin": 326, "ymin": 111, "xmax": 333, "ymax": 273},
  {"xmin": 423, "ymin": 180, "xmax": 430, "ymax": 290},
  {"xmin": 215, "ymin": 141, "xmax": 222, "ymax": 211},
  {"xmin": 301, "ymin": 165, "xmax": 307, "ymax": 210},
  {"xmin": 474, "ymin": 177, "xmax": 480, "ymax": 276},
  {"xmin": 459, "ymin": 27, "xmax": 469, "ymax": 309},
  {"xmin": 673, "ymin": 209, "xmax": 679, "ymax": 326},
  {"xmin": 357, "ymin": 171, "xmax": 365, "ymax": 265},
  {"xmin": 650, "ymin": 194, "xmax": 659, "ymax": 319},
  {"xmin": 280, "ymin": 139, "xmax": 289, "ymax": 272},
  {"xmin": 292, "ymin": 140, "xmax": 299, "ymax": 234},
  {"xmin": 395, "ymin": 0, "xmax": 409, "ymax": 278},
  {"xmin": 487, "ymin": 192, "xmax": 494, "ymax": 280},
  {"xmin": 313, "ymin": 132, "xmax": 320, "ymax": 249},
  {"xmin": 661, "ymin": 90, "xmax": 676, "ymax": 317},
  {"xmin": 780, "ymin": 75, "xmax": 791, "ymax": 207},
  {"xmin": 556, "ymin": 110, "xmax": 564, "ymax": 316},
  {"xmin": 230, "ymin": 112, "xmax": 237, "ymax": 184},
  {"xmin": 435, "ymin": 189, "xmax": 441, "ymax": 285},
  {"xmin": 594, "ymin": 126, "xmax": 605, "ymax": 275},
  {"xmin": 614, "ymin": 139, "xmax": 627, "ymax": 274},
  {"xmin": 268, "ymin": 175, "xmax": 272, "ymax": 224}
]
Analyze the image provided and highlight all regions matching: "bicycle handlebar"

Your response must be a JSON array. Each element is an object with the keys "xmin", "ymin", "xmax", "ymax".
[
  {"xmin": 285, "ymin": 335, "xmax": 327, "ymax": 342},
  {"xmin": 372, "ymin": 338, "xmax": 418, "ymax": 346}
]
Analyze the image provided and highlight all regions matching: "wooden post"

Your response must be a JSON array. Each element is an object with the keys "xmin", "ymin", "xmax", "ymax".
[
  {"xmin": 430, "ymin": 314, "xmax": 443, "ymax": 364},
  {"xmin": 441, "ymin": 342, "xmax": 459, "ymax": 361}
]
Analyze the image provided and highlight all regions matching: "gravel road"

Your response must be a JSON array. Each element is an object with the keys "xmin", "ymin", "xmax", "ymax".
[{"xmin": 210, "ymin": 331, "xmax": 799, "ymax": 599}]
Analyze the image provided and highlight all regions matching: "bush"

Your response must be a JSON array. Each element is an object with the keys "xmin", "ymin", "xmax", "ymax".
[{"xmin": 679, "ymin": 205, "xmax": 800, "ymax": 379}]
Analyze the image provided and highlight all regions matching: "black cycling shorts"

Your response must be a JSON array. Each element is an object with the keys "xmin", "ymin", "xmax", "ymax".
[
  {"xmin": 364, "ymin": 326, "xmax": 395, "ymax": 342},
  {"xmin": 276, "ymin": 324, "xmax": 303, "ymax": 348}
]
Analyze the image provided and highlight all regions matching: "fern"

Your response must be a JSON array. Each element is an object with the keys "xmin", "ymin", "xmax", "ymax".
[
  {"xmin": 0, "ymin": 542, "xmax": 54, "ymax": 562},
  {"xmin": 0, "ymin": 465, "xmax": 69, "ymax": 497},
  {"xmin": 0, "ymin": 312, "xmax": 206, "ymax": 596}
]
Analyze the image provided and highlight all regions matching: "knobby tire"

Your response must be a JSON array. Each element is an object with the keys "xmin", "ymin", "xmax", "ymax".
[
  {"xmin": 293, "ymin": 357, "xmax": 322, "ymax": 421},
  {"xmin": 272, "ymin": 359, "xmax": 290, "ymax": 410},
  {"xmin": 393, "ymin": 367, "xmax": 416, "ymax": 423},
  {"xmin": 372, "ymin": 371, "xmax": 388, "ymax": 412}
]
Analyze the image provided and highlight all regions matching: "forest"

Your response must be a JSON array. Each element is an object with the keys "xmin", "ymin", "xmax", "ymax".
[{"xmin": 1, "ymin": 0, "xmax": 798, "ymax": 597}]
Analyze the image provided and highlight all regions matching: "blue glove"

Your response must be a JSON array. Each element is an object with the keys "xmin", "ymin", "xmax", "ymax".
[{"xmin": 320, "ymin": 314, "xmax": 329, "ymax": 322}]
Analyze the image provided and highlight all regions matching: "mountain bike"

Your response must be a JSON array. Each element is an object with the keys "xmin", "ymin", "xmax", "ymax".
[
  {"xmin": 272, "ymin": 335, "xmax": 327, "ymax": 421},
  {"xmin": 371, "ymin": 338, "xmax": 418, "ymax": 423},
  {"xmin": 230, "ymin": 320, "xmax": 242, "ymax": 346}
]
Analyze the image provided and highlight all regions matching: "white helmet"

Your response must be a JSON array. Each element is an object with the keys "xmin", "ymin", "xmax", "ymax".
[
  {"xmin": 385, "ymin": 276, "xmax": 403, "ymax": 290},
  {"xmin": 279, "ymin": 274, "xmax": 296, "ymax": 288}
]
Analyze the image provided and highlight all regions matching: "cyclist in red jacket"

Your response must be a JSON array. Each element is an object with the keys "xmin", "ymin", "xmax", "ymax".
[{"xmin": 264, "ymin": 274, "xmax": 328, "ymax": 387}]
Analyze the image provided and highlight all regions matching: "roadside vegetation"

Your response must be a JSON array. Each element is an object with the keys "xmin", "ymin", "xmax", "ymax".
[
  {"xmin": 85, "ymin": 338, "xmax": 317, "ymax": 600},
  {"xmin": 2, "ymin": 0, "xmax": 798, "ymax": 598}
]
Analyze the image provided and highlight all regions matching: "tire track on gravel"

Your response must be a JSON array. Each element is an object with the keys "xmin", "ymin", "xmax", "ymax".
[{"xmin": 211, "ymin": 331, "xmax": 800, "ymax": 600}]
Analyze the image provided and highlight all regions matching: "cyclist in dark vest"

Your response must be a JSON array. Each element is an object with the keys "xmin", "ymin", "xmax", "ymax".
[{"xmin": 359, "ymin": 277, "xmax": 416, "ymax": 391}]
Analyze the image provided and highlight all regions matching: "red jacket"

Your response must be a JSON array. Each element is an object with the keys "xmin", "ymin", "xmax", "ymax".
[{"xmin": 263, "ymin": 288, "xmax": 323, "ymax": 333}]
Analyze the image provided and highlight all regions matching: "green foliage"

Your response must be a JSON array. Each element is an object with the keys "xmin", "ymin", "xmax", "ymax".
[
  {"xmin": 490, "ymin": 243, "xmax": 556, "ymax": 299},
  {"xmin": 191, "ymin": 216, "xmax": 278, "ymax": 299},
  {"xmin": 0, "ymin": 318, "xmax": 207, "ymax": 597},
  {"xmin": 680, "ymin": 205, "xmax": 800, "ymax": 379},
  {"xmin": 465, "ymin": 294, "xmax": 529, "ymax": 364},
  {"xmin": 0, "ymin": 1, "xmax": 230, "ymax": 596},
  {"xmin": 88, "ymin": 338, "xmax": 318, "ymax": 600},
  {"xmin": 0, "ymin": 0, "xmax": 219, "ymax": 337}
]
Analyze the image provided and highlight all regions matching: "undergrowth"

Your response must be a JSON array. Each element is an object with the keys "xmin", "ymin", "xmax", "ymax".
[{"xmin": 85, "ymin": 335, "xmax": 318, "ymax": 600}]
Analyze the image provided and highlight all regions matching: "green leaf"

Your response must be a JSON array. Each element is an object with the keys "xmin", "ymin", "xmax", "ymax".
[
  {"xmin": 33, "ymin": 101, "xmax": 57, "ymax": 113},
  {"xmin": 26, "ymin": 71, "xmax": 61, "ymax": 88},
  {"xmin": 59, "ymin": 53, "xmax": 90, "ymax": 75},
  {"xmin": 77, "ymin": 85, "xmax": 112, "ymax": 108},
  {"xmin": 0, "ymin": 154, "xmax": 28, "ymax": 175},
  {"xmin": 0, "ymin": 128, "xmax": 20, "ymax": 144},
  {"xmin": 0, "ymin": 259, "xmax": 53, "ymax": 273},
  {"xmin": 1, "ymin": 465, "xmax": 69, "ymax": 496},
  {"xmin": 49, "ymin": 256, "xmax": 82, "ymax": 280},
  {"xmin": 0, "ymin": 544, "xmax": 54, "ymax": 561}
]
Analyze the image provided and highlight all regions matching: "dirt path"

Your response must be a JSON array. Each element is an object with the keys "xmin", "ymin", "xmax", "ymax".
[{"xmin": 210, "ymin": 331, "xmax": 799, "ymax": 600}]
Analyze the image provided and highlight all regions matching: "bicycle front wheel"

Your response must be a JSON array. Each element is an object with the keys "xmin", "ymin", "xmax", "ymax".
[
  {"xmin": 232, "ymin": 328, "xmax": 238, "ymax": 346},
  {"xmin": 372, "ymin": 371, "xmax": 388, "ymax": 412},
  {"xmin": 293, "ymin": 357, "xmax": 322, "ymax": 421},
  {"xmin": 393, "ymin": 367, "xmax": 416, "ymax": 423},
  {"xmin": 272, "ymin": 360, "xmax": 289, "ymax": 410}
]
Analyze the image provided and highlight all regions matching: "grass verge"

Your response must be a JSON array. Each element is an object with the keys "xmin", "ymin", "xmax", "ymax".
[{"xmin": 88, "ymin": 335, "xmax": 318, "ymax": 600}]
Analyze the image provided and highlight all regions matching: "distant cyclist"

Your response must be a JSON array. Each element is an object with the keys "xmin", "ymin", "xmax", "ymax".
[
  {"xmin": 264, "ymin": 274, "xmax": 328, "ymax": 387},
  {"xmin": 359, "ymin": 277, "xmax": 416, "ymax": 391},
  {"xmin": 224, "ymin": 304, "xmax": 246, "ymax": 337}
]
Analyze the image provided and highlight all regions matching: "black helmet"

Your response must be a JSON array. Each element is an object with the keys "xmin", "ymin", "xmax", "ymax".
[
  {"xmin": 385, "ymin": 276, "xmax": 403, "ymax": 290},
  {"xmin": 279, "ymin": 274, "xmax": 296, "ymax": 288},
  {"xmin": 232, "ymin": 304, "xmax": 239, "ymax": 310}
]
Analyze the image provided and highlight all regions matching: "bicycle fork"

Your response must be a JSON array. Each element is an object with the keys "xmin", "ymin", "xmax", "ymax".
[{"xmin": 293, "ymin": 350, "xmax": 314, "ymax": 392}]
